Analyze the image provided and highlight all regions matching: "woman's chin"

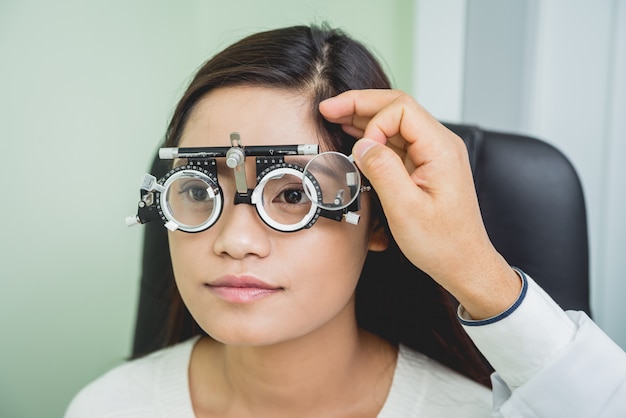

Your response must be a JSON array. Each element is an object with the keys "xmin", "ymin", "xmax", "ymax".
[{"xmin": 202, "ymin": 325, "xmax": 296, "ymax": 347}]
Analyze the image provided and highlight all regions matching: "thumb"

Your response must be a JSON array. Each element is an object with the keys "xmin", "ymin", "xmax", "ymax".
[{"xmin": 352, "ymin": 138, "xmax": 420, "ymax": 217}]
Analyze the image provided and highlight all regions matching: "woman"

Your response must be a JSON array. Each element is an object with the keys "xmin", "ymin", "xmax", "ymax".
[{"xmin": 67, "ymin": 25, "xmax": 626, "ymax": 417}]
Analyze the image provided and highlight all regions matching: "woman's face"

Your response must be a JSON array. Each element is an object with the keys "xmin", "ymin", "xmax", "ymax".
[{"xmin": 169, "ymin": 86, "xmax": 386, "ymax": 346}]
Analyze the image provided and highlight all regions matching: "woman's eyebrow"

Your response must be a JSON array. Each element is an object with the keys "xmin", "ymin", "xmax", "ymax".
[{"xmin": 284, "ymin": 156, "xmax": 314, "ymax": 168}]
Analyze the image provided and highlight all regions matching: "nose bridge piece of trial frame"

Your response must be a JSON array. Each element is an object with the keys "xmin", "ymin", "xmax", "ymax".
[{"xmin": 225, "ymin": 132, "xmax": 249, "ymax": 196}]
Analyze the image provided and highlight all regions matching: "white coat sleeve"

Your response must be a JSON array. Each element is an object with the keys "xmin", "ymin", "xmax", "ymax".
[{"xmin": 459, "ymin": 270, "xmax": 626, "ymax": 417}]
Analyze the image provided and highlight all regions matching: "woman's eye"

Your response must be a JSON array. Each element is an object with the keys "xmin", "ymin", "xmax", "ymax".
[
  {"xmin": 180, "ymin": 184, "xmax": 211, "ymax": 202},
  {"xmin": 189, "ymin": 187, "xmax": 209, "ymax": 201},
  {"xmin": 283, "ymin": 189, "xmax": 303, "ymax": 204},
  {"xmin": 275, "ymin": 188, "xmax": 309, "ymax": 204}
]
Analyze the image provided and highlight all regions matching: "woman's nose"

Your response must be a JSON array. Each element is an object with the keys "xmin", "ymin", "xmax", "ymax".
[{"xmin": 212, "ymin": 202, "xmax": 271, "ymax": 259}]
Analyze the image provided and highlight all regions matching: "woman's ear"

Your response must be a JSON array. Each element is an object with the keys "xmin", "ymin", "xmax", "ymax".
[{"xmin": 368, "ymin": 219, "xmax": 389, "ymax": 252}]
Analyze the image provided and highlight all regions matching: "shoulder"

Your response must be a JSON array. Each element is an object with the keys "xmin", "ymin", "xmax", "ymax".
[
  {"xmin": 65, "ymin": 337, "xmax": 199, "ymax": 418},
  {"xmin": 379, "ymin": 345, "xmax": 492, "ymax": 418}
]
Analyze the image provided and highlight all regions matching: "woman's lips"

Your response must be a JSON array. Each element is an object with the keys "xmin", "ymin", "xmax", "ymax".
[{"xmin": 206, "ymin": 275, "xmax": 283, "ymax": 304}]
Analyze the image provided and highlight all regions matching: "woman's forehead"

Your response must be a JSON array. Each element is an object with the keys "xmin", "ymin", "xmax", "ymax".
[{"xmin": 179, "ymin": 86, "xmax": 321, "ymax": 148}]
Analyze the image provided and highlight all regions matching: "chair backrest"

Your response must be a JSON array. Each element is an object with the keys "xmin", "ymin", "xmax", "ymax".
[
  {"xmin": 446, "ymin": 123, "xmax": 589, "ymax": 313},
  {"xmin": 131, "ymin": 123, "xmax": 590, "ymax": 357}
]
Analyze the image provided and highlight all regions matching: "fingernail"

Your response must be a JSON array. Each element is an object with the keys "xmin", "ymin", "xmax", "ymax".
[{"xmin": 353, "ymin": 138, "xmax": 378, "ymax": 161}]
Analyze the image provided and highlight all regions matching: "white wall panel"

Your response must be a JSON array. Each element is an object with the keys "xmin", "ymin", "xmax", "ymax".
[{"xmin": 599, "ymin": 0, "xmax": 626, "ymax": 349}]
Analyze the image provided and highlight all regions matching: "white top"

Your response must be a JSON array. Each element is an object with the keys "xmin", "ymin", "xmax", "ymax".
[
  {"xmin": 66, "ymin": 272, "xmax": 626, "ymax": 417},
  {"xmin": 378, "ymin": 346, "xmax": 491, "ymax": 417},
  {"xmin": 65, "ymin": 338, "xmax": 491, "ymax": 417}
]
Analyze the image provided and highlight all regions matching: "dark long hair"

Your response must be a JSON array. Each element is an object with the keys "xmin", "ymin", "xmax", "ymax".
[{"xmin": 159, "ymin": 24, "xmax": 493, "ymax": 387}]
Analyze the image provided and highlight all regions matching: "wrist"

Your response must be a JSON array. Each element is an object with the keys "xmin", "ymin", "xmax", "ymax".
[{"xmin": 446, "ymin": 255, "xmax": 522, "ymax": 320}]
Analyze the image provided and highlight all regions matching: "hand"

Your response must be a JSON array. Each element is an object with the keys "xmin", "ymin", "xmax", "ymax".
[{"xmin": 319, "ymin": 90, "xmax": 521, "ymax": 319}]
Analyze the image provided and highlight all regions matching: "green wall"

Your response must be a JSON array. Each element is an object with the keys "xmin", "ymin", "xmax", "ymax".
[{"xmin": 0, "ymin": 1, "xmax": 413, "ymax": 416}]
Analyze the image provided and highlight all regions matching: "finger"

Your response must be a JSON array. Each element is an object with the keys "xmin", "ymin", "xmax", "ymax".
[
  {"xmin": 340, "ymin": 126, "xmax": 408, "ymax": 166},
  {"xmin": 319, "ymin": 89, "xmax": 404, "ymax": 124},
  {"xmin": 340, "ymin": 124, "xmax": 364, "ymax": 140},
  {"xmin": 352, "ymin": 138, "xmax": 425, "ymax": 219},
  {"xmin": 322, "ymin": 90, "xmax": 445, "ymax": 148},
  {"xmin": 323, "ymin": 90, "xmax": 462, "ymax": 171},
  {"xmin": 350, "ymin": 114, "xmax": 373, "ymax": 132},
  {"xmin": 360, "ymin": 94, "xmax": 443, "ymax": 147}
]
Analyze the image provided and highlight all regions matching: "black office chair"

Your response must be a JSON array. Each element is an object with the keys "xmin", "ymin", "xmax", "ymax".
[{"xmin": 131, "ymin": 123, "xmax": 590, "ymax": 357}]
